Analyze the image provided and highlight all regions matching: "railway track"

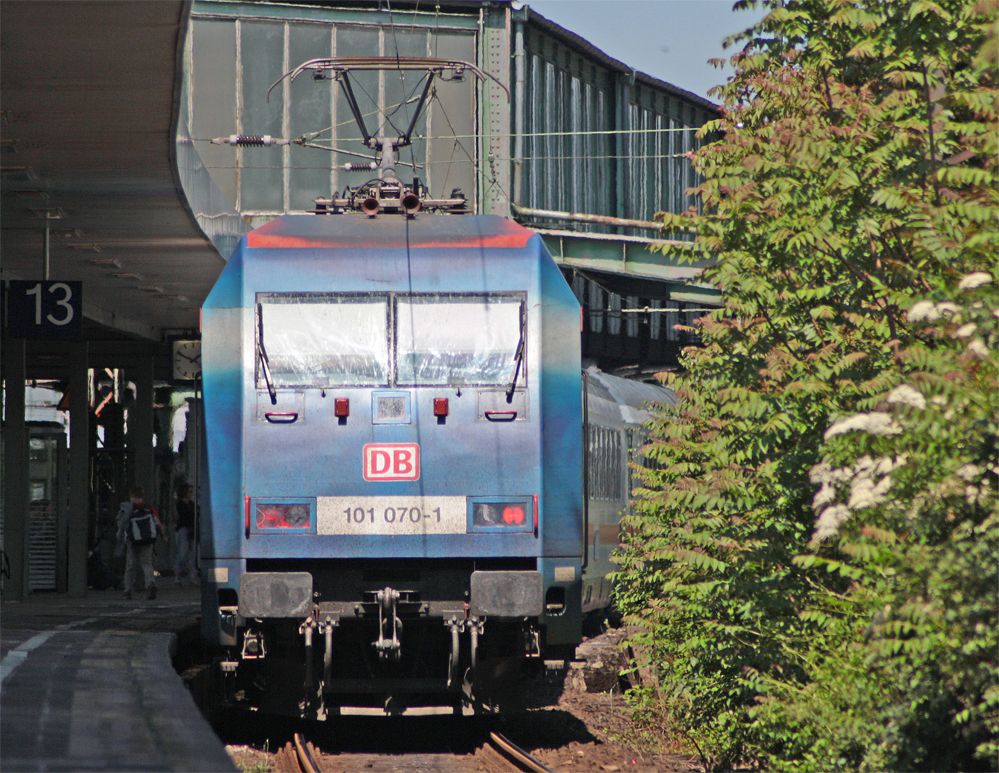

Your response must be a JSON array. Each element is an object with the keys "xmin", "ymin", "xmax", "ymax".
[
  {"xmin": 484, "ymin": 731, "xmax": 560, "ymax": 772},
  {"xmin": 275, "ymin": 733, "xmax": 320, "ymax": 773},
  {"xmin": 272, "ymin": 730, "xmax": 559, "ymax": 773}
]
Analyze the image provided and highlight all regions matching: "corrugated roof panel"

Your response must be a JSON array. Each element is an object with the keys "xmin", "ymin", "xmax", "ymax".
[{"xmin": 587, "ymin": 365, "xmax": 677, "ymax": 426}]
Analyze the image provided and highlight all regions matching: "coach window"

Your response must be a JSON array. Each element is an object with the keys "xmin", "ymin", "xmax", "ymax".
[
  {"xmin": 256, "ymin": 295, "xmax": 390, "ymax": 387},
  {"xmin": 396, "ymin": 295, "xmax": 524, "ymax": 387},
  {"xmin": 588, "ymin": 425, "xmax": 623, "ymax": 501}
]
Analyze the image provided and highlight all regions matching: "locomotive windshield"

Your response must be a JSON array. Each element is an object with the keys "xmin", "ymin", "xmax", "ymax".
[
  {"xmin": 396, "ymin": 296, "xmax": 522, "ymax": 386},
  {"xmin": 257, "ymin": 296, "xmax": 390, "ymax": 386},
  {"xmin": 255, "ymin": 292, "xmax": 524, "ymax": 388}
]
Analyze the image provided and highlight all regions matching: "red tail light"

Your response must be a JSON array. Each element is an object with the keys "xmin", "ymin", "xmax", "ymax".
[
  {"xmin": 502, "ymin": 505, "xmax": 525, "ymax": 524},
  {"xmin": 433, "ymin": 398, "xmax": 449, "ymax": 417},
  {"xmin": 334, "ymin": 398, "xmax": 349, "ymax": 417},
  {"xmin": 254, "ymin": 502, "xmax": 312, "ymax": 530},
  {"xmin": 469, "ymin": 499, "xmax": 533, "ymax": 532}
]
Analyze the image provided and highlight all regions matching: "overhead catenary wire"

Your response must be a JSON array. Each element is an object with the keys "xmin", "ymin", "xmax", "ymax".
[
  {"xmin": 427, "ymin": 88, "xmax": 473, "ymax": 193},
  {"xmin": 591, "ymin": 302, "xmax": 718, "ymax": 315},
  {"xmin": 237, "ymin": 125, "xmax": 702, "ymax": 142},
  {"xmin": 617, "ymin": 307, "xmax": 718, "ymax": 313},
  {"xmin": 513, "ymin": 125, "xmax": 703, "ymax": 138},
  {"xmin": 197, "ymin": 123, "xmax": 703, "ymax": 148},
  {"xmin": 435, "ymin": 98, "xmax": 460, "ymax": 197},
  {"xmin": 200, "ymin": 139, "xmax": 693, "ymax": 164},
  {"xmin": 202, "ymin": 132, "xmax": 701, "ymax": 171},
  {"xmin": 428, "ymin": 88, "xmax": 514, "ymax": 204}
]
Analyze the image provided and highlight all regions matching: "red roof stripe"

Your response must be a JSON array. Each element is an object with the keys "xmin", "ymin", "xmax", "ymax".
[{"xmin": 247, "ymin": 232, "xmax": 533, "ymax": 249}]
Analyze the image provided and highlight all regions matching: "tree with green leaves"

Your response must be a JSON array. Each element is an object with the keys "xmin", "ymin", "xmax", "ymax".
[{"xmin": 614, "ymin": 1, "xmax": 998, "ymax": 770}]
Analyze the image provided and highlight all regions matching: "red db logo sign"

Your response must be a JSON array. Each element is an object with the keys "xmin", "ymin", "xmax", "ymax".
[{"xmin": 363, "ymin": 443, "xmax": 420, "ymax": 481}]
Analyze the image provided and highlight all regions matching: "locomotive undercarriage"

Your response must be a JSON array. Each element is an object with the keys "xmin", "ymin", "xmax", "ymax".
[{"xmin": 213, "ymin": 559, "xmax": 546, "ymax": 718}]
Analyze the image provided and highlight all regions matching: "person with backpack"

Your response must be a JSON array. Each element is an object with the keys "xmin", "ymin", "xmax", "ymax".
[{"xmin": 116, "ymin": 485, "xmax": 164, "ymax": 600}]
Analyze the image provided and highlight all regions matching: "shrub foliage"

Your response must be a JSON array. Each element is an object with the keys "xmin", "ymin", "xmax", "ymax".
[{"xmin": 613, "ymin": 1, "xmax": 998, "ymax": 770}]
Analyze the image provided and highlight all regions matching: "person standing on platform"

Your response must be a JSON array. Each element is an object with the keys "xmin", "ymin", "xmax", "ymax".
[
  {"xmin": 174, "ymin": 485, "xmax": 199, "ymax": 586},
  {"xmin": 117, "ymin": 485, "xmax": 164, "ymax": 600}
]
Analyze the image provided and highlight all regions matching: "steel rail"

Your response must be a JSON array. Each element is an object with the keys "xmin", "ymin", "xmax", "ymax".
[
  {"xmin": 293, "ymin": 732, "xmax": 320, "ymax": 773},
  {"xmin": 489, "ymin": 732, "xmax": 560, "ymax": 773}
]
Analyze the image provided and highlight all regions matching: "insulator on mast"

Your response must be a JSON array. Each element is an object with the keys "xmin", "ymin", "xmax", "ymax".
[{"xmin": 210, "ymin": 134, "xmax": 284, "ymax": 146}]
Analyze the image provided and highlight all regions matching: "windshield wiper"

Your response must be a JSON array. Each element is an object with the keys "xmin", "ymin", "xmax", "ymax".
[
  {"xmin": 506, "ymin": 308, "xmax": 525, "ymax": 401},
  {"xmin": 256, "ymin": 303, "xmax": 277, "ymax": 405}
]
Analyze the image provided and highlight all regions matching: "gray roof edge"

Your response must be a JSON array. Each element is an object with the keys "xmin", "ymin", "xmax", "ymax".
[{"xmin": 523, "ymin": 4, "xmax": 722, "ymax": 114}]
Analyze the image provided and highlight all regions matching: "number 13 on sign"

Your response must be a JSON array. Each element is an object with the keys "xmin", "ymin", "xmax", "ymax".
[
  {"xmin": 5, "ymin": 280, "xmax": 82, "ymax": 339},
  {"xmin": 25, "ymin": 282, "xmax": 75, "ymax": 325}
]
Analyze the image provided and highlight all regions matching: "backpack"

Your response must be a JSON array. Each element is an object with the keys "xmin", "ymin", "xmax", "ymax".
[{"xmin": 129, "ymin": 506, "xmax": 158, "ymax": 545}]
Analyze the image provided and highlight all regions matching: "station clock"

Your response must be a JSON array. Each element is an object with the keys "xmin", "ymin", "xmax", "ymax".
[{"xmin": 172, "ymin": 339, "xmax": 202, "ymax": 380}]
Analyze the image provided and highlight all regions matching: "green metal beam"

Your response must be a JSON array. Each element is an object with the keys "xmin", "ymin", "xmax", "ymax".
[
  {"xmin": 193, "ymin": 0, "xmax": 480, "ymax": 28},
  {"xmin": 538, "ymin": 229, "xmax": 721, "ymax": 304},
  {"xmin": 479, "ymin": 3, "xmax": 513, "ymax": 217}
]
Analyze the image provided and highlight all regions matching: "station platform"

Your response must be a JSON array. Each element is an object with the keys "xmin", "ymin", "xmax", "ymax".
[{"xmin": 0, "ymin": 582, "xmax": 237, "ymax": 772}]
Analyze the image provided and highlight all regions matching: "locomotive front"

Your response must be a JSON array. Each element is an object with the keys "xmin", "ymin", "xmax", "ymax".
[{"xmin": 200, "ymin": 213, "xmax": 582, "ymax": 717}]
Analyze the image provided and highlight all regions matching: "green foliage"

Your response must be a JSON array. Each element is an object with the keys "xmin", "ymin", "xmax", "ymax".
[
  {"xmin": 614, "ymin": 1, "xmax": 998, "ymax": 770},
  {"xmin": 233, "ymin": 756, "xmax": 271, "ymax": 773}
]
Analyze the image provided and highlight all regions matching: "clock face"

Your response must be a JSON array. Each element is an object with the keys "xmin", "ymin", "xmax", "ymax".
[{"xmin": 172, "ymin": 339, "xmax": 202, "ymax": 380}]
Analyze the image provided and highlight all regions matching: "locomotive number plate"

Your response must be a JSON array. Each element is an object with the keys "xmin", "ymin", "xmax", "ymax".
[{"xmin": 317, "ymin": 496, "xmax": 466, "ymax": 535}]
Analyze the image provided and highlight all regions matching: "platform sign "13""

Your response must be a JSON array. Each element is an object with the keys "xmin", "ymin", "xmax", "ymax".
[{"xmin": 4, "ymin": 281, "xmax": 83, "ymax": 339}]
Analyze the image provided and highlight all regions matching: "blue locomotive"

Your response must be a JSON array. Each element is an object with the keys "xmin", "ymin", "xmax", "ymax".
[{"xmin": 200, "ymin": 209, "xmax": 585, "ymax": 716}]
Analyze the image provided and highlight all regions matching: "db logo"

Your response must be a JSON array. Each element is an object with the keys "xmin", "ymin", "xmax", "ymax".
[{"xmin": 363, "ymin": 443, "xmax": 420, "ymax": 481}]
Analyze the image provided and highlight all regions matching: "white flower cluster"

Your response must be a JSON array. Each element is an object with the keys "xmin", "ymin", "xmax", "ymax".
[
  {"xmin": 885, "ymin": 384, "xmax": 926, "ymax": 410},
  {"xmin": 967, "ymin": 339, "xmax": 990, "ymax": 358},
  {"xmin": 908, "ymin": 274, "xmax": 996, "ymax": 357},
  {"xmin": 958, "ymin": 272, "xmax": 992, "ymax": 290},
  {"xmin": 956, "ymin": 463, "xmax": 995, "ymax": 508},
  {"xmin": 810, "ymin": 455, "xmax": 907, "ymax": 542},
  {"xmin": 956, "ymin": 463, "xmax": 982, "ymax": 481},
  {"xmin": 812, "ymin": 505, "xmax": 851, "ymax": 543},
  {"xmin": 824, "ymin": 412, "xmax": 902, "ymax": 439},
  {"xmin": 907, "ymin": 300, "xmax": 961, "ymax": 322}
]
